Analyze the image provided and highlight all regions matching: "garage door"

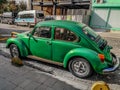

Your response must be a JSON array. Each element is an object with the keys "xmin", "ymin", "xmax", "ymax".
[
  {"xmin": 90, "ymin": 8, "xmax": 109, "ymax": 28},
  {"xmin": 107, "ymin": 9, "xmax": 120, "ymax": 28}
]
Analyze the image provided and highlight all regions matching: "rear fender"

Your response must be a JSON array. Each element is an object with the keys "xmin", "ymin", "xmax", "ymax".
[{"xmin": 63, "ymin": 48, "xmax": 108, "ymax": 73}]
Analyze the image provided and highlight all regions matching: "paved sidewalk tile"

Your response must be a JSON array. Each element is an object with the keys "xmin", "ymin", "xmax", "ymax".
[{"xmin": 0, "ymin": 55, "xmax": 80, "ymax": 90}]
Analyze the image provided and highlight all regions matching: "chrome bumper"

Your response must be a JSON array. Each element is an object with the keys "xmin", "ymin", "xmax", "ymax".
[{"xmin": 103, "ymin": 56, "xmax": 120, "ymax": 74}]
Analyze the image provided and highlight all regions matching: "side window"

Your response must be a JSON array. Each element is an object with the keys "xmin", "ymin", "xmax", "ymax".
[
  {"xmin": 29, "ymin": 14, "xmax": 34, "ymax": 18},
  {"xmin": 54, "ymin": 27, "xmax": 79, "ymax": 42},
  {"xmin": 26, "ymin": 14, "xmax": 34, "ymax": 18},
  {"xmin": 36, "ymin": 13, "xmax": 44, "ymax": 18},
  {"xmin": 33, "ymin": 27, "xmax": 51, "ymax": 38},
  {"xmin": 20, "ymin": 14, "xmax": 24, "ymax": 18},
  {"xmin": 20, "ymin": 14, "xmax": 26, "ymax": 18}
]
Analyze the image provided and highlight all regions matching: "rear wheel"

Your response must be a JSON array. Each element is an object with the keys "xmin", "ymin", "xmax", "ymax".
[
  {"xmin": 68, "ymin": 57, "xmax": 93, "ymax": 78},
  {"xmin": 10, "ymin": 44, "xmax": 20, "ymax": 58}
]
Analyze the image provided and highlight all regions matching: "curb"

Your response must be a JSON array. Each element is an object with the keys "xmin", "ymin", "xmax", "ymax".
[{"xmin": 23, "ymin": 60, "xmax": 54, "ymax": 74}]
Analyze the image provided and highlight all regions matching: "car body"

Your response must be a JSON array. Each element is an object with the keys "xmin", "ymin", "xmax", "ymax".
[
  {"xmin": 44, "ymin": 16, "xmax": 55, "ymax": 21},
  {"xmin": 6, "ymin": 20, "xmax": 120, "ymax": 78},
  {"xmin": 1, "ymin": 12, "xmax": 17, "ymax": 24},
  {"xmin": 15, "ymin": 10, "xmax": 44, "ymax": 27}
]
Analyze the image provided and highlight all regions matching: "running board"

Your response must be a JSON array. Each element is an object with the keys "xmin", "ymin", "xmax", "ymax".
[{"xmin": 27, "ymin": 55, "xmax": 63, "ymax": 66}]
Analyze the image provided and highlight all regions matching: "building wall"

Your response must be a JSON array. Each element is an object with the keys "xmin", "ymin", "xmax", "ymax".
[
  {"xmin": 32, "ymin": 0, "xmax": 90, "ymax": 25},
  {"xmin": 90, "ymin": 0, "xmax": 120, "ymax": 31},
  {"xmin": 32, "ymin": 0, "xmax": 62, "ymax": 15}
]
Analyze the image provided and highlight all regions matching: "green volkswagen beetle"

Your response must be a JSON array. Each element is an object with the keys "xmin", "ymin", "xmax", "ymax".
[{"xmin": 6, "ymin": 20, "xmax": 119, "ymax": 78}]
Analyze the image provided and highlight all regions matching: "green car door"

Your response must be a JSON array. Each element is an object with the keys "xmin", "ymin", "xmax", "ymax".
[
  {"xmin": 29, "ymin": 26, "xmax": 52, "ymax": 60},
  {"xmin": 52, "ymin": 27, "xmax": 80, "ymax": 63}
]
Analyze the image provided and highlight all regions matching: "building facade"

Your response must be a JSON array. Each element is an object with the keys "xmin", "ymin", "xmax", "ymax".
[
  {"xmin": 31, "ymin": 0, "xmax": 91, "ymax": 25},
  {"xmin": 32, "ymin": 0, "xmax": 90, "ymax": 15},
  {"xmin": 90, "ymin": 0, "xmax": 120, "ymax": 31}
]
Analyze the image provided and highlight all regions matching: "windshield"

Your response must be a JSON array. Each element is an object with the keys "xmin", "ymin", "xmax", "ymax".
[
  {"xmin": 82, "ymin": 26, "xmax": 98, "ymax": 41},
  {"xmin": 36, "ymin": 13, "xmax": 44, "ymax": 18}
]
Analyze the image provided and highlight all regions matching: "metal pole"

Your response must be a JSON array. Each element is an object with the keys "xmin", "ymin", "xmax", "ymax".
[
  {"xmin": 41, "ymin": 0, "xmax": 43, "ymax": 11},
  {"xmin": 53, "ymin": 0, "xmax": 57, "ymax": 15},
  {"xmin": 61, "ymin": 8, "xmax": 64, "ymax": 15},
  {"xmin": 31, "ymin": 0, "xmax": 33, "ymax": 10}
]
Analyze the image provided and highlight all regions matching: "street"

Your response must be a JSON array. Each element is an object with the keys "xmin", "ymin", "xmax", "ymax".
[{"xmin": 0, "ymin": 23, "xmax": 120, "ymax": 90}]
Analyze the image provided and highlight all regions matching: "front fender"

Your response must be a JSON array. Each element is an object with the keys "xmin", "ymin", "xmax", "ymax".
[
  {"xmin": 63, "ymin": 48, "xmax": 108, "ymax": 73},
  {"xmin": 6, "ymin": 38, "xmax": 29, "ymax": 57}
]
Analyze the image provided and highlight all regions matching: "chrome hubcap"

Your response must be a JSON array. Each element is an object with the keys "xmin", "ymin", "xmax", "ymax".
[
  {"xmin": 72, "ymin": 61, "xmax": 87, "ymax": 75},
  {"xmin": 11, "ymin": 46, "xmax": 19, "ymax": 57}
]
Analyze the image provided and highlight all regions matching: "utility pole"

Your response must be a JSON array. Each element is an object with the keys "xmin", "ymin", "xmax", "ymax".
[
  {"xmin": 31, "ymin": 0, "xmax": 33, "ymax": 10},
  {"xmin": 27, "ymin": 0, "xmax": 33, "ymax": 10},
  {"xmin": 41, "ymin": 0, "xmax": 43, "ymax": 11},
  {"xmin": 27, "ymin": 0, "xmax": 31, "ymax": 10},
  {"xmin": 53, "ymin": 0, "xmax": 57, "ymax": 15}
]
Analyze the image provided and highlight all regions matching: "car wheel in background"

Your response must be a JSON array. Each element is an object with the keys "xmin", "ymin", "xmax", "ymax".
[
  {"xmin": 8, "ymin": 21, "xmax": 11, "ymax": 25},
  {"xmin": 15, "ymin": 22, "xmax": 18, "ymax": 26},
  {"xmin": 27, "ymin": 23, "xmax": 31, "ymax": 28}
]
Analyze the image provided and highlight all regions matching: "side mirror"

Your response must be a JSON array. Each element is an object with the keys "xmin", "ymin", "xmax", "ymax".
[{"xmin": 27, "ymin": 33, "xmax": 32, "ymax": 37}]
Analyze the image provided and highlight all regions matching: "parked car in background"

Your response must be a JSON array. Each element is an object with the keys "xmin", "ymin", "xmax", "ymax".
[
  {"xmin": 15, "ymin": 10, "xmax": 44, "ymax": 27},
  {"xmin": 1, "ymin": 12, "xmax": 17, "ymax": 24},
  {"xmin": 44, "ymin": 16, "xmax": 55, "ymax": 21},
  {"xmin": 6, "ymin": 20, "xmax": 119, "ymax": 78}
]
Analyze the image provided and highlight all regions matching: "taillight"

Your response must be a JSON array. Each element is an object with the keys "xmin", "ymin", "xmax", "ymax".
[{"xmin": 98, "ymin": 54, "xmax": 105, "ymax": 62}]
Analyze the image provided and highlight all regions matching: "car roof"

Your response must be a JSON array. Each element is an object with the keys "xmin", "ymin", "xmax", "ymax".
[{"xmin": 36, "ymin": 20, "xmax": 86, "ymax": 32}]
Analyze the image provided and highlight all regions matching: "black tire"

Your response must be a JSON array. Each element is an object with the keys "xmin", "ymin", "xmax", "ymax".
[
  {"xmin": 8, "ymin": 21, "xmax": 11, "ymax": 25},
  {"xmin": 15, "ymin": 22, "xmax": 18, "ymax": 26},
  {"xmin": 68, "ymin": 57, "xmax": 93, "ymax": 78},
  {"xmin": 8, "ymin": 20, "xmax": 10, "ymax": 24},
  {"xmin": 9, "ymin": 44, "xmax": 20, "ymax": 58},
  {"xmin": 27, "ymin": 23, "xmax": 31, "ymax": 28}
]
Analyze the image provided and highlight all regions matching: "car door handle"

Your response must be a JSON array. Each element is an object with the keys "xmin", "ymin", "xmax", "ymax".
[{"xmin": 46, "ymin": 41, "xmax": 52, "ymax": 45}]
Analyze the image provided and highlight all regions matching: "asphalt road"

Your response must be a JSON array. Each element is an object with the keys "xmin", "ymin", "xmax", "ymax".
[{"xmin": 0, "ymin": 23, "xmax": 120, "ymax": 90}]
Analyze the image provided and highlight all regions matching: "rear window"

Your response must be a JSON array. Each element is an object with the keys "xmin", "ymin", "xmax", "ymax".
[{"xmin": 82, "ymin": 26, "xmax": 98, "ymax": 41}]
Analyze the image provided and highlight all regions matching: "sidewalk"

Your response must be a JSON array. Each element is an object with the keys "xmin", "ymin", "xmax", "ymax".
[
  {"xmin": 0, "ymin": 54, "xmax": 80, "ymax": 90},
  {"xmin": 99, "ymin": 32, "xmax": 120, "ymax": 38},
  {"xmin": 94, "ymin": 28, "xmax": 120, "ymax": 38}
]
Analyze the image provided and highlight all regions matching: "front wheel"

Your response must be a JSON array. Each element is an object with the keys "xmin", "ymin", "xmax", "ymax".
[
  {"xmin": 10, "ymin": 44, "xmax": 20, "ymax": 58},
  {"xmin": 68, "ymin": 57, "xmax": 93, "ymax": 78}
]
